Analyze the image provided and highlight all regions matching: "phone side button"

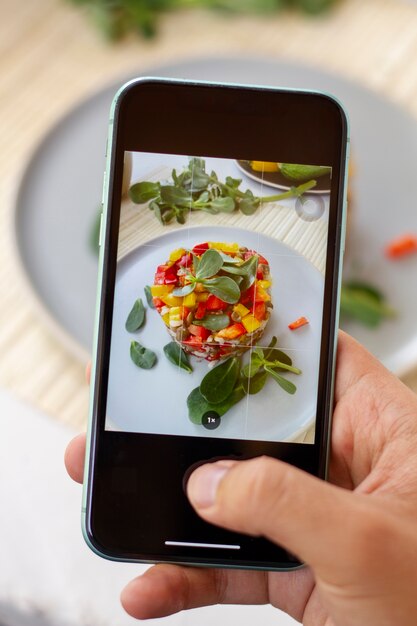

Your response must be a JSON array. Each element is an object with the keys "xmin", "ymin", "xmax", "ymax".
[
  {"xmin": 98, "ymin": 212, "xmax": 104, "ymax": 247},
  {"xmin": 101, "ymin": 171, "xmax": 107, "ymax": 205}
]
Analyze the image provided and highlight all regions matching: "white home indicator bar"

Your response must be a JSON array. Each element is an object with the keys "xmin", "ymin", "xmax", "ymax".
[{"xmin": 165, "ymin": 541, "xmax": 240, "ymax": 550}]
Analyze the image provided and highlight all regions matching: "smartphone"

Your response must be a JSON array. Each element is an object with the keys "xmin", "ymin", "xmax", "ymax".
[{"xmin": 83, "ymin": 77, "xmax": 349, "ymax": 571}]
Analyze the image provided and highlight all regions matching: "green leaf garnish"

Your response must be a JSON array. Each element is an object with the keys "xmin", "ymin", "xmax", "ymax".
[
  {"xmin": 187, "ymin": 384, "xmax": 246, "ymax": 425},
  {"xmin": 130, "ymin": 341, "xmax": 157, "ymax": 369},
  {"xmin": 129, "ymin": 181, "xmax": 159, "ymax": 204},
  {"xmin": 172, "ymin": 283, "xmax": 195, "ymax": 297},
  {"xmin": 125, "ymin": 298, "xmax": 145, "ymax": 332},
  {"xmin": 195, "ymin": 249, "xmax": 224, "ymax": 280},
  {"xmin": 163, "ymin": 342, "xmax": 192, "ymax": 373},
  {"xmin": 144, "ymin": 285, "xmax": 155, "ymax": 309},
  {"xmin": 193, "ymin": 314, "xmax": 230, "ymax": 331},
  {"xmin": 160, "ymin": 185, "xmax": 192, "ymax": 206},
  {"xmin": 200, "ymin": 357, "xmax": 240, "ymax": 405},
  {"xmin": 247, "ymin": 370, "xmax": 268, "ymax": 395},
  {"xmin": 202, "ymin": 276, "xmax": 241, "ymax": 303},
  {"xmin": 264, "ymin": 366, "xmax": 297, "ymax": 394},
  {"xmin": 209, "ymin": 196, "xmax": 235, "ymax": 213}
]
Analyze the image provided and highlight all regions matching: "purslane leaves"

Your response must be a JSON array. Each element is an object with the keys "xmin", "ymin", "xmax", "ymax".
[{"xmin": 129, "ymin": 157, "xmax": 316, "ymax": 226}]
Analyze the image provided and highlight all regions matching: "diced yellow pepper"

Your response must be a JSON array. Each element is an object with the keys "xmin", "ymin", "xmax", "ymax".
[
  {"xmin": 169, "ymin": 306, "xmax": 181, "ymax": 321},
  {"xmin": 162, "ymin": 312, "xmax": 170, "ymax": 326},
  {"xmin": 169, "ymin": 248, "xmax": 186, "ymax": 263},
  {"xmin": 151, "ymin": 284, "xmax": 174, "ymax": 297},
  {"xmin": 242, "ymin": 314, "xmax": 261, "ymax": 333},
  {"xmin": 194, "ymin": 283, "xmax": 206, "ymax": 293},
  {"xmin": 160, "ymin": 293, "xmax": 183, "ymax": 307},
  {"xmin": 250, "ymin": 161, "xmax": 279, "ymax": 173},
  {"xmin": 258, "ymin": 280, "xmax": 271, "ymax": 289},
  {"xmin": 196, "ymin": 291, "xmax": 209, "ymax": 302},
  {"xmin": 255, "ymin": 285, "xmax": 271, "ymax": 302},
  {"xmin": 183, "ymin": 292, "xmax": 197, "ymax": 308},
  {"xmin": 208, "ymin": 242, "xmax": 239, "ymax": 253},
  {"xmin": 233, "ymin": 303, "xmax": 250, "ymax": 317}
]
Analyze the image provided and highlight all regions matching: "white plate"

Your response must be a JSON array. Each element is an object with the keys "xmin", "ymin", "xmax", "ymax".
[
  {"xmin": 106, "ymin": 226, "xmax": 323, "ymax": 442},
  {"xmin": 235, "ymin": 160, "xmax": 331, "ymax": 194},
  {"xmin": 14, "ymin": 57, "xmax": 417, "ymax": 373}
]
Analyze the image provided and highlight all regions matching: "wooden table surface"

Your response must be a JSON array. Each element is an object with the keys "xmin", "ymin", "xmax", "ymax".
[{"xmin": 1, "ymin": 0, "xmax": 417, "ymax": 429}]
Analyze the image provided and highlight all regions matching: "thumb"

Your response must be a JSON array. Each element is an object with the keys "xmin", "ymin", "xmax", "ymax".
[{"xmin": 187, "ymin": 456, "xmax": 369, "ymax": 572}]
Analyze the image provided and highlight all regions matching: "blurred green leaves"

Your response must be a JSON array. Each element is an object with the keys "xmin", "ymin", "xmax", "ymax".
[{"xmin": 69, "ymin": 0, "xmax": 338, "ymax": 41}]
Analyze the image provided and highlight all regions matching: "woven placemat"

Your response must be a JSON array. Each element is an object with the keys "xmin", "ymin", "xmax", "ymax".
[{"xmin": 1, "ymin": 0, "xmax": 417, "ymax": 429}]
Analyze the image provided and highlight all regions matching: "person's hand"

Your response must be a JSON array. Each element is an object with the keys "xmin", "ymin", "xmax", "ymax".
[{"xmin": 65, "ymin": 332, "xmax": 417, "ymax": 625}]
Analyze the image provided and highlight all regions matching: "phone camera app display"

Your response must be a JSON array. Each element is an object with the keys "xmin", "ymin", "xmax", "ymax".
[{"xmin": 105, "ymin": 153, "xmax": 332, "ymax": 444}]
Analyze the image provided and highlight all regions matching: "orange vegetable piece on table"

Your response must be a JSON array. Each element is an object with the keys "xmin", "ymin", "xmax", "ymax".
[
  {"xmin": 288, "ymin": 316, "xmax": 309, "ymax": 331},
  {"xmin": 385, "ymin": 234, "xmax": 417, "ymax": 259}
]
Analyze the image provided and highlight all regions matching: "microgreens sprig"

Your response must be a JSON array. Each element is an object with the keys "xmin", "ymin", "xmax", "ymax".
[
  {"xmin": 242, "ymin": 338, "xmax": 301, "ymax": 395},
  {"xmin": 187, "ymin": 336, "xmax": 301, "ymax": 424},
  {"xmin": 129, "ymin": 157, "xmax": 316, "ymax": 225}
]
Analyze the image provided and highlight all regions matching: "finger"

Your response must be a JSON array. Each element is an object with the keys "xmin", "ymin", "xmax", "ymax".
[
  {"xmin": 334, "ymin": 330, "xmax": 383, "ymax": 402},
  {"xmin": 121, "ymin": 564, "xmax": 267, "ymax": 619},
  {"xmin": 121, "ymin": 563, "xmax": 313, "ymax": 621},
  {"xmin": 64, "ymin": 433, "xmax": 86, "ymax": 483},
  {"xmin": 187, "ymin": 456, "xmax": 367, "ymax": 575}
]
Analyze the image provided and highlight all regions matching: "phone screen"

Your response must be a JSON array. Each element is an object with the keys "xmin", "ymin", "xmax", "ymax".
[
  {"xmin": 87, "ymin": 79, "xmax": 348, "ymax": 569},
  {"xmin": 106, "ymin": 154, "xmax": 331, "ymax": 444}
]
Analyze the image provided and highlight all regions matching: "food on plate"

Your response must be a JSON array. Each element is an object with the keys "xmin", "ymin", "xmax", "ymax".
[
  {"xmin": 187, "ymin": 336, "xmax": 302, "ymax": 425},
  {"xmin": 130, "ymin": 341, "xmax": 157, "ymax": 369},
  {"xmin": 150, "ymin": 241, "xmax": 273, "ymax": 361},
  {"xmin": 288, "ymin": 316, "xmax": 309, "ymax": 331},
  {"xmin": 249, "ymin": 161, "xmax": 331, "ymax": 182},
  {"xmin": 385, "ymin": 234, "xmax": 417, "ymax": 259}
]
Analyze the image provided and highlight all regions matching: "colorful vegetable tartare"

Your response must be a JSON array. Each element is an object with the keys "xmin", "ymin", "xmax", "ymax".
[{"xmin": 150, "ymin": 241, "xmax": 272, "ymax": 361}]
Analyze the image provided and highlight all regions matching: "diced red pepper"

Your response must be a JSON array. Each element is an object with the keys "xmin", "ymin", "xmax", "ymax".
[
  {"xmin": 253, "ymin": 302, "xmax": 266, "ymax": 321},
  {"xmin": 182, "ymin": 336, "xmax": 203, "ymax": 349},
  {"xmin": 385, "ymin": 234, "xmax": 417, "ymax": 259},
  {"xmin": 244, "ymin": 250, "xmax": 269, "ymax": 265},
  {"xmin": 206, "ymin": 294, "xmax": 227, "ymax": 311},
  {"xmin": 256, "ymin": 268, "xmax": 264, "ymax": 280},
  {"xmin": 178, "ymin": 253, "xmax": 192, "ymax": 268},
  {"xmin": 154, "ymin": 264, "xmax": 178, "ymax": 285},
  {"xmin": 189, "ymin": 324, "xmax": 211, "ymax": 340},
  {"xmin": 240, "ymin": 284, "xmax": 255, "ymax": 306},
  {"xmin": 216, "ymin": 323, "xmax": 246, "ymax": 339},
  {"xmin": 218, "ymin": 345, "xmax": 236, "ymax": 357},
  {"xmin": 153, "ymin": 297, "xmax": 164, "ymax": 308},
  {"xmin": 180, "ymin": 306, "xmax": 190, "ymax": 320},
  {"xmin": 288, "ymin": 316, "xmax": 309, "ymax": 331},
  {"xmin": 194, "ymin": 302, "xmax": 207, "ymax": 320},
  {"xmin": 192, "ymin": 242, "xmax": 209, "ymax": 255}
]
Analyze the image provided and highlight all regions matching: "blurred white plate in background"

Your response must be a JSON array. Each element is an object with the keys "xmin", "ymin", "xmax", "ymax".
[{"xmin": 14, "ymin": 57, "xmax": 417, "ymax": 373}]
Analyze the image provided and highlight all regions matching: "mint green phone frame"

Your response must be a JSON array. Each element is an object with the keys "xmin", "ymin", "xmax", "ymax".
[{"xmin": 82, "ymin": 77, "xmax": 350, "ymax": 570}]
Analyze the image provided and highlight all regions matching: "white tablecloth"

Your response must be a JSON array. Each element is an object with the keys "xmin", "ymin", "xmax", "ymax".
[{"xmin": 0, "ymin": 389, "xmax": 297, "ymax": 626}]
